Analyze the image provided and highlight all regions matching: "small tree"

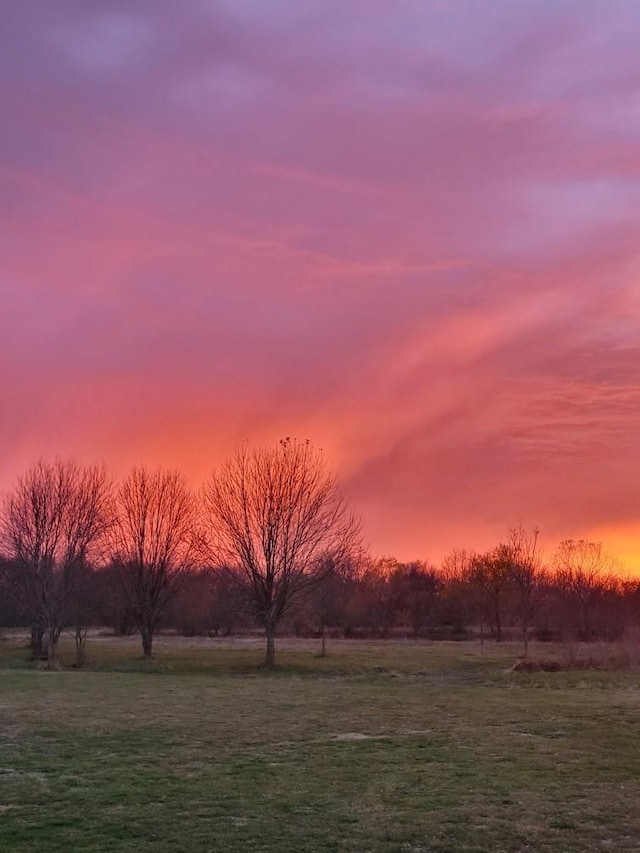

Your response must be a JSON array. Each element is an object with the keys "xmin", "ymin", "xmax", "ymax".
[
  {"xmin": 390, "ymin": 561, "xmax": 440, "ymax": 637},
  {"xmin": 202, "ymin": 439, "xmax": 360, "ymax": 667},
  {"xmin": 503, "ymin": 525, "xmax": 544, "ymax": 658},
  {"xmin": 311, "ymin": 552, "xmax": 362, "ymax": 656},
  {"xmin": 468, "ymin": 549, "xmax": 511, "ymax": 644},
  {"xmin": 553, "ymin": 539, "xmax": 615, "ymax": 640},
  {"xmin": 358, "ymin": 558, "xmax": 398, "ymax": 638},
  {"xmin": 440, "ymin": 549, "xmax": 475, "ymax": 639},
  {"xmin": 110, "ymin": 466, "xmax": 199, "ymax": 658},
  {"xmin": 0, "ymin": 460, "xmax": 111, "ymax": 663},
  {"xmin": 66, "ymin": 561, "xmax": 100, "ymax": 667}
]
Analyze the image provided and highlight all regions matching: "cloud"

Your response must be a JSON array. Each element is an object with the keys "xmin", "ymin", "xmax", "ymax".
[{"xmin": 1, "ymin": 1, "xmax": 640, "ymax": 570}]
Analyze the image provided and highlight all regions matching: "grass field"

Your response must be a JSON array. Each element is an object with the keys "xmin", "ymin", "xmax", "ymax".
[{"xmin": 0, "ymin": 633, "xmax": 638, "ymax": 852}]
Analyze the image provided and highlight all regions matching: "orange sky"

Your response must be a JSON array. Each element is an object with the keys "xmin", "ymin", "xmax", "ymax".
[{"xmin": 1, "ymin": 2, "xmax": 639, "ymax": 574}]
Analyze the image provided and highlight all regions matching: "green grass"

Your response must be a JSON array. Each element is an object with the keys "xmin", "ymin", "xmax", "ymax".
[{"xmin": 0, "ymin": 633, "xmax": 639, "ymax": 852}]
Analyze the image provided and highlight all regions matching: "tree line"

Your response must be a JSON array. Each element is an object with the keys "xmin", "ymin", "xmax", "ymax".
[{"xmin": 0, "ymin": 443, "xmax": 638, "ymax": 668}]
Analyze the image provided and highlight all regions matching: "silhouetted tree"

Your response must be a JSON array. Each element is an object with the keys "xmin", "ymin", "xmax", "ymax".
[
  {"xmin": 109, "ymin": 466, "xmax": 199, "ymax": 658},
  {"xmin": 440, "ymin": 549, "xmax": 475, "ymax": 638},
  {"xmin": 502, "ymin": 525, "xmax": 544, "ymax": 657},
  {"xmin": 0, "ymin": 460, "xmax": 111, "ymax": 663},
  {"xmin": 358, "ymin": 558, "xmax": 399, "ymax": 637},
  {"xmin": 468, "ymin": 549, "xmax": 511, "ymax": 643},
  {"xmin": 66, "ymin": 561, "xmax": 100, "ymax": 667},
  {"xmin": 390, "ymin": 561, "xmax": 440, "ymax": 637},
  {"xmin": 202, "ymin": 439, "xmax": 360, "ymax": 667},
  {"xmin": 311, "ymin": 552, "xmax": 363, "ymax": 655},
  {"xmin": 553, "ymin": 539, "xmax": 616, "ymax": 640}
]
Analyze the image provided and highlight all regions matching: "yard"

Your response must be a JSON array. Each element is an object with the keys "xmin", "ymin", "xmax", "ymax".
[{"xmin": 0, "ymin": 634, "xmax": 638, "ymax": 852}]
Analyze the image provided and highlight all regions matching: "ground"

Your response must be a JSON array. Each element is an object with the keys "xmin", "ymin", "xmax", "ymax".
[{"xmin": 0, "ymin": 633, "xmax": 638, "ymax": 852}]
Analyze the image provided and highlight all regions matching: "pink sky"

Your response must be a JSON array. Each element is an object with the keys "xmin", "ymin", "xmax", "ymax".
[{"xmin": 2, "ymin": 1, "xmax": 640, "ymax": 571}]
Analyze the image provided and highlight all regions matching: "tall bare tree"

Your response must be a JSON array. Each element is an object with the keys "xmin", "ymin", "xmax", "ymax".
[
  {"xmin": 0, "ymin": 460, "xmax": 111, "ymax": 663},
  {"xmin": 109, "ymin": 466, "xmax": 198, "ymax": 658},
  {"xmin": 202, "ymin": 439, "xmax": 360, "ymax": 667}
]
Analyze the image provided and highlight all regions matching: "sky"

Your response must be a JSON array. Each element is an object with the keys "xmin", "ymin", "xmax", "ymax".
[{"xmin": 1, "ymin": 1, "xmax": 640, "ymax": 572}]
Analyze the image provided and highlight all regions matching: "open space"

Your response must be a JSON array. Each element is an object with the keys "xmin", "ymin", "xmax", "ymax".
[
  {"xmin": 4, "ymin": 5, "xmax": 640, "ymax": 850},
  {"xmin": 0, "ymin": 635, "xmax": 638, "ymax": 852}
]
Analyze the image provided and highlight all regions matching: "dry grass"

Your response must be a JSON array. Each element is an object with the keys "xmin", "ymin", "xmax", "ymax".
[{"xmin": 0, "ymin": 633, "xmax": 639, "ymax": 852}]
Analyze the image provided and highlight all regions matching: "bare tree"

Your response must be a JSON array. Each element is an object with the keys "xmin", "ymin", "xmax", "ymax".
[
  {"xmin": 358, "ymin": 557, "xmax": 398, "ymax": 638},
  {"xmin": 553, "ymin": 539, "xmax": 615, "ymax": 640},
  {"xmin": 468, "ymin": 549, "xmax": 511, "ymax": 644},
  {"xmin": 202, "ymin": 439, "xmax": 360, "ymax": 667},
  {"xmin": 66, "ymin": 561, "xmax": 99, "ymax": 667},
  {"xmin": 440, "ymin": 549, "xmax": 476, "ymax": 639},
  {"xmin": 311, "ymin": 551, "xmax": 363, "ymax": 656},
  {"xmin": 502, "ymin": 525, "xmax": 544, "ymax": 658},
  {"xmin": 109, "ymin": 466, "xmax": 199, "ymax": 658},
  {"xmin": 0, "ymin": 460, "xmax": 111, "ymax": 663},
  {"xmin": 390, "ymin": 560, "xmax": 440, "ymax": 638}
]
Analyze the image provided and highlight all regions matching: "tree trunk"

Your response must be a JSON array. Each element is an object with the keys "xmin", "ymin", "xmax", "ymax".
[
  {"xmin": 141, "ymin": 628, "xmax": 153, "ymax": 659},
  {"xmin": 523, "ymin": 624, "xmax": 529, "ymax": 659},
  {"xmin": 30, "ymin": 624, "xmax": 45, "ymax": 661},
  {"xmin": 494, "ymin": 606, "xmax": 503, "ymax": 642},
  {"xmin": 45, "ymin": 624, "xmax": 58, "ymax": 665},
  {"xmin": 265, "ymin": 623, "xmax": 276, "ymax": 668},
  {"xmin": 320, "ymin": 619, "xmax": 326, "ymax": 658},
  {"xmin": 75, "ymin": 626, "xmax": 87, "ymax": 668},
  {"xmin": 581, "ymin": 602, "xmax": 591, "ymax": 641}
]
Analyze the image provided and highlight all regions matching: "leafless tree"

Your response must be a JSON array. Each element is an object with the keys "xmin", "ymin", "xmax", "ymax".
[
  {"xmin": 311, "ymin": 551, "xmax": 364, "ymax": 656},
  {"xmin": 202, "ymin": 439, "xmax": 361, "ymax": 667},
  {"xmin": 357, "ymin": 557, "xmax": 398, "ymax": 638},
  {"xmin": 468, "ymin": 549, "xmax": 511, "ymax": 644},
  {"xmin": 390, "ymin": 560, "xmax": 440, "ymax": 638},
  {"xmin": 439, "ymin": 549, "xmax": 476, "ymax": 639},
  {"xmin": 502, "ymin": 525, "xmax": 544, "ymax": 658},
  {"xmin": 0, "ymin": 460, "xmax": 111, "ymax": 663},
  {"xmin": 66, "ymin": 561, "xmax": 99, "ymax": 667},
  {"xmin": 109, "ymin": 466, "xmax": 199, "ymax": 658},
  {"xmin": 553, "ymin": 539, "xmax": 616, "ymax": 640}
]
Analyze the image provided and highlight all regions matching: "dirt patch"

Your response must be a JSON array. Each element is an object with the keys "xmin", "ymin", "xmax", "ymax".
[
  {"xmin": 511, "ymin": 660, "xmax": 562, "ymax": 673},
  {"xmin": 332, "ymin": 732, "xmax": 375, "ymax": 741},
  {"xmin": 331, "ymin": 729, "xmax": 433, "ymax": 742},
  {"xmin": 0, "ymin": 768, "xmax": 47, "ymax": 783}
]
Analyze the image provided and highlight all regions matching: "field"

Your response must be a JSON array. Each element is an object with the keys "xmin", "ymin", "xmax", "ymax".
[{"xmin": 0, "ymin": 634, "xmax": 639, "ymax": 852}]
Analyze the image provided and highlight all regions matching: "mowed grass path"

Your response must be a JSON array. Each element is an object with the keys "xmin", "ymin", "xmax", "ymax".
[{"xmin": 0, "ymin": 636, "xmax": 638, "ymax": 852}]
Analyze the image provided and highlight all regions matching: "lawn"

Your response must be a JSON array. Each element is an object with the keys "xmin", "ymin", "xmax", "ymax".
[{"xmin": 0, "ymin": 634, "xmax": 638, "ymax": 852}]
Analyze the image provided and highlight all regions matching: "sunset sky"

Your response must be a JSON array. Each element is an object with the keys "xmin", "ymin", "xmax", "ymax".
[{"xmin": 2, "ymin": 1, "xmax": 639, "ymax": 572}]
